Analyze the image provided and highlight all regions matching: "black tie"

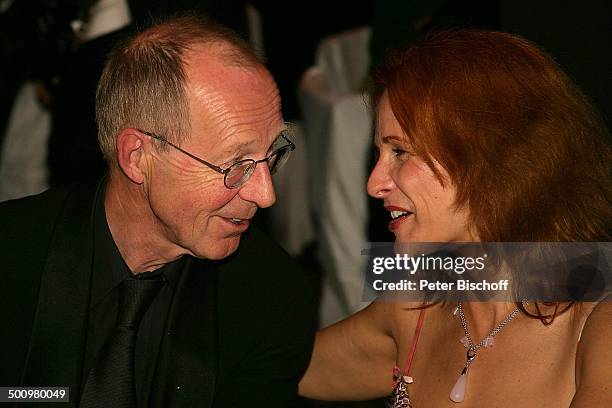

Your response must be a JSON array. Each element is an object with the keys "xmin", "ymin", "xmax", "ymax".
[{"xmin": 80, "ymin": 276, "xmax": 165, "ymax": 408}]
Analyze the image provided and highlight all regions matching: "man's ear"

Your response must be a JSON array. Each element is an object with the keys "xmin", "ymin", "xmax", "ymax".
[{"xmin": 116, "ymin": 128, "xmax": 148, "ymax": 184}]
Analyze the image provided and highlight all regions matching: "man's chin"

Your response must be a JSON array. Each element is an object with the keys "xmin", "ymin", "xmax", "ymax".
[{"xmin": 195, "ymin": 236, "xmax": 242, "ymax": 260}]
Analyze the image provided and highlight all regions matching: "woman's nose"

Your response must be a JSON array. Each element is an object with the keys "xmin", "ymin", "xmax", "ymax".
[{"xmin": 367, "ymin": 159, "xmax": 393, "ymax": 199}]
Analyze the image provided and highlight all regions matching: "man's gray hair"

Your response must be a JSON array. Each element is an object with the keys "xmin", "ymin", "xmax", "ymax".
[{"xmin": 96, "ymin": 15, "xmax": 262, "ymax": 163}]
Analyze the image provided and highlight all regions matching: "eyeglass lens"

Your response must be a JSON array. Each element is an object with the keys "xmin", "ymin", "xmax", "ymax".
[{"xmin": 225, "ymin": 145, "xmax": 292, "ymax": 188}]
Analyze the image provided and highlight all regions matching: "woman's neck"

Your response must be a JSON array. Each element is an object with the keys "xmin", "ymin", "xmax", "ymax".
[{"xmin": 457, "ymin": 302, "xmax": 520, "ymax": 340}]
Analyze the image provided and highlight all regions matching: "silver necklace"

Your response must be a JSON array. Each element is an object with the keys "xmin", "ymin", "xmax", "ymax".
[{"xmin": 450, "ymin": 302, "xmax": 520, "ymax": 403}]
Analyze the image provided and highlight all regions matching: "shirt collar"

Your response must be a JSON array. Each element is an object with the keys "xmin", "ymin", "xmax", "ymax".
[{"xmin": 91, "ymin": 181, "xmax": 185, "ymax": 308}]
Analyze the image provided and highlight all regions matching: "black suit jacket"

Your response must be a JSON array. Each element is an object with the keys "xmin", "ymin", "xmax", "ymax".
[{"xmin": 0, "ymin": 180, "xmax": 317, "ymax": 407}]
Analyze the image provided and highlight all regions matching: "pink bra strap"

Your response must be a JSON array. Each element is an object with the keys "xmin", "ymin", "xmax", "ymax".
[{"xmin": 403, "ymin": 308, "xmax": 427, "ymax": 376}]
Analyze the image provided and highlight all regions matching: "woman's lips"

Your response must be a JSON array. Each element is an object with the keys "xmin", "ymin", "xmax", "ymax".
[
  {"xmin": 385, "ymin": 206, "xmax": 414, "ymax": 231},
  {"xmin": 388, "ymin": 213, "xmax": 413, "ymax": 230}
]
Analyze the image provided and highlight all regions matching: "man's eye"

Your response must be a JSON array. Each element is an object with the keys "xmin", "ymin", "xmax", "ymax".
[{"xmin": 224, "ymin": 155, "xmax": 247, "ymax": 167}]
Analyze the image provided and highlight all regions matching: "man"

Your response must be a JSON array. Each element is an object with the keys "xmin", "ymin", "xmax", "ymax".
[{"xmin": 0, "ymin": 16, "xmax": 316, "ymax": 407}]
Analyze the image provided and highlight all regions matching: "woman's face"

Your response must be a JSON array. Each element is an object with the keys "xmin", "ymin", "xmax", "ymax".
[{"xmin": 367, "ymin": 93, "xmax": 475, "ymax": 243}]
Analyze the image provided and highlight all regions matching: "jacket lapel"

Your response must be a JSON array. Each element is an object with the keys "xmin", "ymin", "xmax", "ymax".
[
  {"xmin": 21, "ymin": 181, "xmax": 101, "ymax": 406},
  {"xmin": 149, "ymin": 258, "xmax": 218, "ymax": 408}
]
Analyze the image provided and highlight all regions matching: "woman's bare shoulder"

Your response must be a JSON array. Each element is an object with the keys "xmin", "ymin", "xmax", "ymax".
[
  {"xmin": 571, "ymin": 299, "xmax": 612, "ymax": 407},
  {"xmin": 382, "ymin": 301, "xmax": 436, "ymax": 338}
]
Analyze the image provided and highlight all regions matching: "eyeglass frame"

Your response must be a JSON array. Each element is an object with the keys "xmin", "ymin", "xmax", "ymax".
[{"xmin": 136, "ymin": 128, "xmax": 295, "ymax": 189}]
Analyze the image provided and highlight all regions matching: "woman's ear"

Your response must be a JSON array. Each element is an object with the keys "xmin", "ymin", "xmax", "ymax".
[{"xmin": 116, "ymin": 128, "xmax": 147, "ymax": 184}]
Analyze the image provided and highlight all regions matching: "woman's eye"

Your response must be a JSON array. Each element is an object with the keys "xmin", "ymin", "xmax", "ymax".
[{"xmin": 392, "ymin": 148, "xmax": 407, "ymax": 157}]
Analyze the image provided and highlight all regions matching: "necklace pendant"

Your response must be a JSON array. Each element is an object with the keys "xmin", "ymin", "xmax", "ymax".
[
  {"xmin": 466, "ymin": 348, "xmax": 476, "ymax": 362},
  {"xmin": 450, "ymin": 367, "xmax": 468, "ymax": 403},
  {"xmin": 459, "ymin": 335, "xmax": 470, "ymax": 348}
]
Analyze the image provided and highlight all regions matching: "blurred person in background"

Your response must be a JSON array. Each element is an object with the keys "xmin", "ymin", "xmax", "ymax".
[{"xmin": 0, "ymin": 0, "xmax": 250, "ymax": 190}]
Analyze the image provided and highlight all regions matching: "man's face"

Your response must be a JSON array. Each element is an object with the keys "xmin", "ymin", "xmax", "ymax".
[{"xmin": 144, "ymin": 49, "xmax": 283, "ymax": 260}]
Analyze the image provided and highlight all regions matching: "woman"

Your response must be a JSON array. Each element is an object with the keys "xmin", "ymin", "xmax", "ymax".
[{"xmin": 299, "ymin": 30, "xmax": 611, "ymax": 407}]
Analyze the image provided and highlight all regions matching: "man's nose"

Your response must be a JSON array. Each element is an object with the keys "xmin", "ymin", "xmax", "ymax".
[{"xmin": 238, "ymin": 164, "xmax": 276, "ymax": 208}]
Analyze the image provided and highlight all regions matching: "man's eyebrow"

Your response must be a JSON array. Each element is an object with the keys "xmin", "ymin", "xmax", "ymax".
[
  {"xmin": 222, "ymin": 140, "xmax": 256, "ymax": 158},
  {"xmin": 221, "ymin": 125, "xmax": 288, "ymax": 159}
]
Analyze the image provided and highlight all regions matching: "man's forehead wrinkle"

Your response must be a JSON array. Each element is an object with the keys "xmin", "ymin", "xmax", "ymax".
[
  {"xmin": 182, "ymin": 48, "xmax": 282, "ymax": 160},
  {"xmin": 189, "ymin": 73, "xmax": 282, "ymax": 132},
  {"xmin": 214, "ymin": 97, "xmax": 283, "ymax": 145},
  {"xmin": 217, "ymin": 84, "xmax": 281, "ymax": 125},
  {"xmin": 185, "ymin": 46, "xmax": 271, "ymax": 89},
  {"xmin": 190, "ymin": 87, "xmax": 233, "ymax": 138},
  {"xmin": 192, "ymin": 86, "xmax": 226, "ymax": 121}
]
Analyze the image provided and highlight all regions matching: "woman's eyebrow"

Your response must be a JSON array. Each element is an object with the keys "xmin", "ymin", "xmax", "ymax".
[{"xmin": 382, "ymin": 135, "xmax": 404, "ymax": 144}]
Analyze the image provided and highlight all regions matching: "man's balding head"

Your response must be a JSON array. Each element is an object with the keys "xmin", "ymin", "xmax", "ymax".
[{"xmin": 96, "ymin": 15, "xmax": 263, "ymax": 164}]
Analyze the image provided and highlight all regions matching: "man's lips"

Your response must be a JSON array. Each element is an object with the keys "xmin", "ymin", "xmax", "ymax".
[
  {"xmin": 219, "ymin": 216, "xmax": 251, "ymax": 231},
  {"xmin": 385, "ymin": 205, "xmax": 414, "ymax": 231},
  {"xmin": 228, "ymin": 217, "xmax": 250, "ymax": 224}
]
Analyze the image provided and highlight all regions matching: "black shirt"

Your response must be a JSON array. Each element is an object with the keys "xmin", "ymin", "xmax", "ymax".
[{"xmin": 82, "ymin": 188, "xmax": 186, "ymax": 406}]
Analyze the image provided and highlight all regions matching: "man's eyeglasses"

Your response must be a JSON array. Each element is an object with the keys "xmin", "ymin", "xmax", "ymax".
[{"xmin": 137, "ymin": 129, "xmax": 295, "ymax": 189}]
